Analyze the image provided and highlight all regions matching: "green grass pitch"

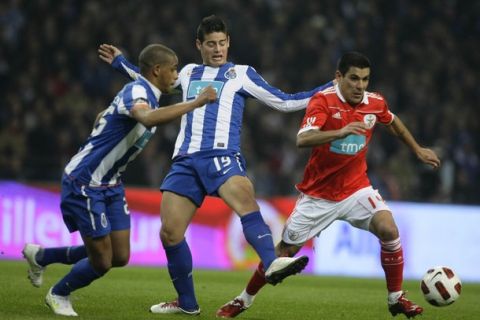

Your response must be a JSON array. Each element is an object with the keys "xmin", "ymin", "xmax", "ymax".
[{"xmin": 1, "ymin": 260, "xmax": 479, "ymax": 319}]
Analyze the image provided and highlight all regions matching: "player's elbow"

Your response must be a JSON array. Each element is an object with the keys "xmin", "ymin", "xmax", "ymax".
[
  {"xmin": 296, "ymin": 136, "xmax": 308, "ymax": 148},
  {"xmin": 270, "ymin": 102, "xmax": 292, "ymax": 113},
  {"xmin": 137, "ymin": 116, "xmax": 154, "ymax": 127},
  {"xmin": 133, "ymin": 109, "xmax": 155, "ymax": 127},
  {"xmin": 296, "ymin": 130, "xmax": 318, "ymax": 148},
  {"xmin": 280, "ymin": 103, "xmax": 297, "ymax": 113}
]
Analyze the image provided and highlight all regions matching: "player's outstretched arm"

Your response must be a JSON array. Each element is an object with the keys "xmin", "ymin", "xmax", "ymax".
[
  {"xmin": 387, "ymin": 116, "xmax": 441, "ymax": 169},
  {"xmin": 131, "ymin": 86, "xmax": 217, "ymax": 127},
  {"xmin": 297, "ymin": 122, "xmax": 367, "ymax": 148},
  {"xmin": 243, "ymin": 66, "xmax": 334, "ymax": 112},
  {"xmin": 98, "ymin": 43, "xmax": 140, "ymax": 80}
]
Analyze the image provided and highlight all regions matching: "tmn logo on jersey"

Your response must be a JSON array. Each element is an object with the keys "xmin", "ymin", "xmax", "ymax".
[
  {"xmin": 330, "ymin": 134, "xmax": 366, "ymax": 155},
  {"xmin": 187, "ymin": 80, "xmax": 224, "ymax": 99}
]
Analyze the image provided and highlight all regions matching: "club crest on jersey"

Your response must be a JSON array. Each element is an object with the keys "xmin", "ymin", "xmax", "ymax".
[
  {"xmin": 363, "ymin": 114, "xmax": 376, "ymax": 129},
  {"xmin": 187, "ymin": 80, "xmax": 224, "ymax": 99},
  {"xmin": 224, "ymin": 67, "xmax": 237, "ymax": 79}
]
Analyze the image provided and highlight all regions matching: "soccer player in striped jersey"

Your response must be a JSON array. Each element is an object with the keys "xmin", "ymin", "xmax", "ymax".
[
  {"xmin": 22, "ymin": 44, "xmax": 216, "ymax": 317},
  {"xmin": 217, "ymin": 52, "xmax": 440, "ymax": 318},
  {"xmin": 98, "ymin": 15, "xmax": 333, "ymax": 315}
]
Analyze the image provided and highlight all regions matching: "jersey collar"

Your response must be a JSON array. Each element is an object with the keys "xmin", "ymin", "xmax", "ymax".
[
  {"xmin": 335, "ymin": 84, "xmax": 369, "ymax": 105},
  {"xmin": 139, "ymin": 76, "xmax": 162, "ymax": 101}
]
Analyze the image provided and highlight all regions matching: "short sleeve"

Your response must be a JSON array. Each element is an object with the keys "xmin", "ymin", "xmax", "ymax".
[
  {"xmin": 298, "ymin": 93, "xmax": 329, "ymax": 135},
  {"xmin": 118, "ymin": 84, "xmax": 149, "ymax": 116},
  {"xmin": 376, "ymin": 94, "xmax": 394, "ymax": 125}
]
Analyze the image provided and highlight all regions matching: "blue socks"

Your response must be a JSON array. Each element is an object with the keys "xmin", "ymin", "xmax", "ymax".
[
  {"xmin": 241, "ymin": 211, "xmax": 276, "ymax": 269},
  {"xmin": 52, "ymin": 258, "xmax": 105, "ymax": 296},
  {"xmin": 36, "ymin": 246, "xmax": 87, "ymax": 267},
  {"xmin": 164, "ymin": 239, "xmax": 198, "ymax": 312}
]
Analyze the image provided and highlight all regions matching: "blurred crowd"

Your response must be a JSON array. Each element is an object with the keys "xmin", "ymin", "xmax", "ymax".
[{"xmin": 1, "ymin": 0, "xmax": 479, "ymax": 203}]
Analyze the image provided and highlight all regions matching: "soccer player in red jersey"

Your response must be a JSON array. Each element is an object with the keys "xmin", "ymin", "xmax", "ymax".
[{"xmin": 217, "ymin": 52, "xmax": 440, "ymax": 319}]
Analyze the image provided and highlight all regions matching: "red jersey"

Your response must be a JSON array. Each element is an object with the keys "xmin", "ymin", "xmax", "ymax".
[{"xmin": 296, "ymin": 85, "xmax": 394, "ymax": 201}]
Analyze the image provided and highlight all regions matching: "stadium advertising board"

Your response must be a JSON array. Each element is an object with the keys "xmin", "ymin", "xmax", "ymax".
[{"xmin": 1, "ymin": 181, "xmax": 479, "ymax": 281}]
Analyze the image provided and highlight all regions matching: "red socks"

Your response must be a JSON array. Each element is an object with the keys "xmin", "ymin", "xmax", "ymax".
[
  {"xmin": 246, "ymin": 263, "xmax": 267, "ymax": 295},
  {"xmin": 380, "ymin": 238, "xmax": 403, "ymax": 292}
]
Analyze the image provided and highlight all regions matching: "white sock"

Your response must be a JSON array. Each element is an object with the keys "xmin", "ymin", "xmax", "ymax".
[
  {"xmin": 388, "ymin": 290, "xmax": 403, "ymax": 304},
  {"xmin": 239, "ymin": 289, "xmax": 255, "ymax": 307}
]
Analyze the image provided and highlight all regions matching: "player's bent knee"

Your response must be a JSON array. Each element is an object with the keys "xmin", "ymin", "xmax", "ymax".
[
  {"xmin": 160, "ymin": 228, "xmax": 184, "ymax": 246},
  {"xmin": 112, "ymin": 253, "xmax": 130, "ymax": 267},
  {"xmin": 89, "ymin": 257, "xmax": 113, "ymax": 274},
  {"xmin": 377, "ymin": 225, "xmax": 399, "ymax": 241}
]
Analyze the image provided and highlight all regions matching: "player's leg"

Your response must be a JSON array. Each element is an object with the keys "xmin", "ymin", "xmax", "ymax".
[
  {"xmin": 45, "ymin": 181, "xmax": 114, "ymax": 316},
  {"xmin": 344, "ymin": 187, "xmax": 423, "ymax": 318},
  {"xmin": 53, "ymin": 235, "xmax": 113, "ymax": 294},
  {"xmin": 26, "ymin": 245, "xmax": 87, "ymax": 267},
  {"xmin": 150, "ymin": 158, "xmax": 205, "ymax": 315},
  {"xmin": 217, "ymin": 193, "xmax": 326, "ymax": 318},
  {"xmin": 242, "ymin": 240, "xmax": 303, "ymax": 300},
  {"xmin": 106, "ymin": 190, "xmax": 131, "ymax": 268},
  {"xmin": 109, "ymin": 230, "xmax": 130, "ymax": 267},
  {"xmin": 22, "ymin": 243, "xmax": 87, "ymax": 287},
  {"xmin": 218, "ymin": 175, "xmax": 308, "ymax": 285},
  {"xmin": 22, "ymin": 178, "xmax": 91, "ymax": 288},
  {"xmin": 200, "ymin": 152, "xmax": 303, "ymax": 279},
  {"xmin": 216, "ymin": 241, "xmax": 303, "ymax": 318},
  {"xmin": 369, "ymin": 210, "xmax": 403, "ymax": 297},
  {"xmin": 46, "ymin": 235, "xmax": 112, "ymax": 317},
  {"xmin": 369, "ymin": 210, "xmax": 423, "ymax": 317},
  {"xmin": 149, "ymin": 191, "xmax": 200, "ymax": 315},
  {"xmin": 219, "ymin": 176, "xmax": 275, "ymax": 266}
]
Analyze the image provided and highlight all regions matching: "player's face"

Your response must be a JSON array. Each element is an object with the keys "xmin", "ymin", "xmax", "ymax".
[
  {"xmin": 156, "ymin": 55, "xmax": 179, "ymax": 93},
  {"xmin": 196, "ymin": 32, "xmax": 229, "ymax": 67},
  {"xmin": 336, "ymin": 67, "xmax": 370, "ymax": 105}
]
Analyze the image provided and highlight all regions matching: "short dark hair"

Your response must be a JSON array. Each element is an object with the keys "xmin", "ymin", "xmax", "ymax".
[
  {"xmin": 337, "ymin": 52, "xmax": 371, "ymax": 75},
  {"xmin": 138, "ymin": 44, "xmax": 176, "ymax": 75},
  {"xmin": 196, "ymin": 15, "xmax": 228, "ymax": 43}
]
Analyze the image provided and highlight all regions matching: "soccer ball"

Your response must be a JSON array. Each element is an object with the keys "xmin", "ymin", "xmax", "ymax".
[{"xmin": 421, "ymin": 266, "xmax": 462, "ymax": 306}]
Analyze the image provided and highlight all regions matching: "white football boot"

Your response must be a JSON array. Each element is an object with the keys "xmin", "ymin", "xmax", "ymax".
[
  {"xmin": 22, "ymin": 243, "xmax": 45, "ymax": 287},
  {"xmin": 150, "ymin": 299, "xmax": 200, "ymax": 315},
  {"xmin": 45, "ymin": 287, "xmax": 78, "ymax": 316},
  {"xmin": 264, "ymin": 255, "xmax": 309, "ymax": 285}
]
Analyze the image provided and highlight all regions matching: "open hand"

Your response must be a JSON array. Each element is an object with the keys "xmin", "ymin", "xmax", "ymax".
[{"xmin": 98, "ymin": 44, "xmax": 122, "ymax": 64}]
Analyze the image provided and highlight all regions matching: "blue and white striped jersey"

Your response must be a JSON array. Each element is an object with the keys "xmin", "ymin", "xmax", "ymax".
[
  {"xmin": 65, "ymin": 76, "xmax": 161, "ymax": 187},
  {"xmin": 112, "ymin": 56, "xmax": 333, "ymax": 158}
]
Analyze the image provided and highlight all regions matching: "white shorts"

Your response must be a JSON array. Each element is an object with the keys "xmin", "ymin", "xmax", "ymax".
[{"xmin": 282, "ymin": 186, "xmax": 390, "ymax": 245}]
